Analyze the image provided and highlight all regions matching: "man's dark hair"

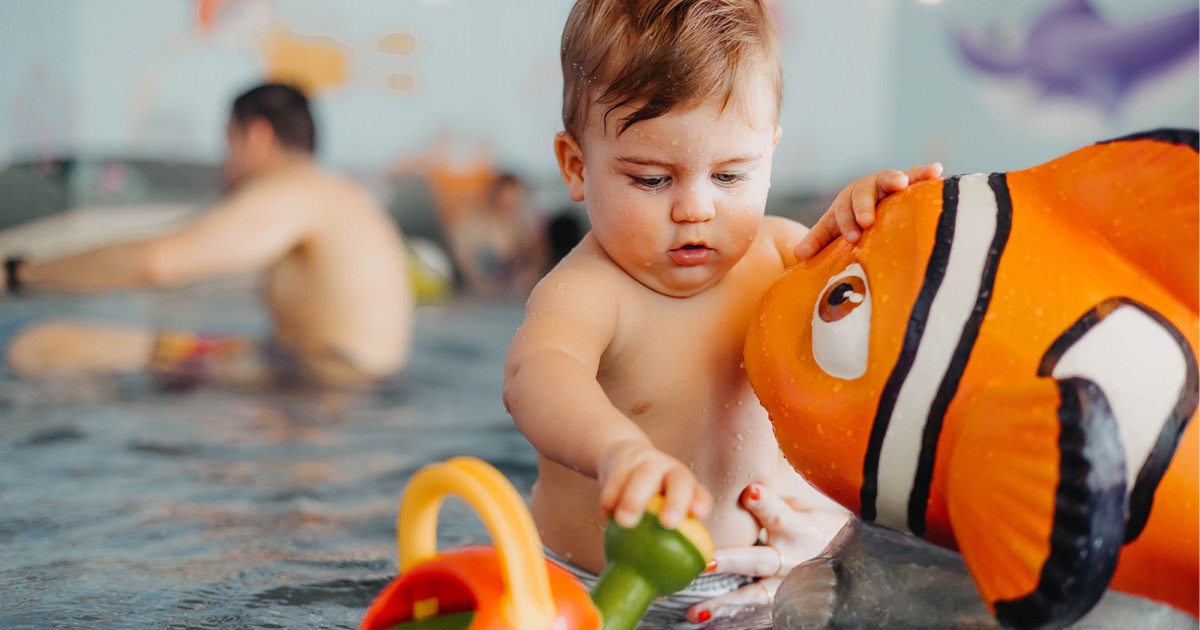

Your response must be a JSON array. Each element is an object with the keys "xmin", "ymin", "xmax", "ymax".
[{"xmin": 230, "ymin": 82, "xmax": 317, "ymax": 154}]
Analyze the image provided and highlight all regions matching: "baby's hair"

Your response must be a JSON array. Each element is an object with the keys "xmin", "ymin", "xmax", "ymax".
[{"xmin": 560, "ymin": 0, "xmax": 781, "ymax": 140}]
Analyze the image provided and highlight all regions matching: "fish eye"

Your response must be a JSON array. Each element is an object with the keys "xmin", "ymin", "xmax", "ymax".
[
  {"xmin": 819, "ymin": 277, "xmax": 867, "ymax": 322},
  {"xmin": 811, "ymin": 263, "xmax": 871, "ymax": 379}
]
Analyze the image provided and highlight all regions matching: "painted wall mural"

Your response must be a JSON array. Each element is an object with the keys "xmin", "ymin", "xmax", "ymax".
[{"xmin": 951, "ymin": 0, "xmax": 1198, "ymax": 131}]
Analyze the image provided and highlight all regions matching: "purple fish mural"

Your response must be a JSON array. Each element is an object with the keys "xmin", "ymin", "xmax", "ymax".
[{"xmin": 955, "ymin": 0, "xmax": 1199, "ymax": 113}]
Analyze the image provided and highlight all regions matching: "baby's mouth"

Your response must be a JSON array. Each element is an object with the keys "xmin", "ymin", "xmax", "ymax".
[{"xmin": 669, "ymin": 243, "xmax": 713, "ymax": 266}]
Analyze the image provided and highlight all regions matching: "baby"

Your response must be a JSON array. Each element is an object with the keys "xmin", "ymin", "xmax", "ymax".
[{"xmin": 503, "ymin": 0, "xmax": 940, "ymax": 624}]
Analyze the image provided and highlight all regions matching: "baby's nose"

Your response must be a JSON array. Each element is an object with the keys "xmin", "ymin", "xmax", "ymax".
[{"xmin": 671, "ymin": 189, "xmax": 715, "ymax": 222}]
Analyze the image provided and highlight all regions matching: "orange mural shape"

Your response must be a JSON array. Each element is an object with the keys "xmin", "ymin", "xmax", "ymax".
[{"xmin": 262, "ymin": 23, "xmax": 351, "ymax": 95}]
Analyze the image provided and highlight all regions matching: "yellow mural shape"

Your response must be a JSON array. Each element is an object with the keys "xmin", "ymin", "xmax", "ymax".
[
  {"xmin": 378, "ymin": 33, "xmax": 415, "ymax": 55},
  {"xmin": 262, "ymin": 23, "xmax": 351, "ymax": 95}
]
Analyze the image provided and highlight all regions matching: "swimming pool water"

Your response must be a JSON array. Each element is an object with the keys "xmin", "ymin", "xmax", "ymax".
[{"xmin": 0, "ymin": 285, "xmax": 537, "ymax": 628}]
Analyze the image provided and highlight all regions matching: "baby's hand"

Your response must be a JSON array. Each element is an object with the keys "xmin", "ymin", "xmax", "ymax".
[
  {"xmin": 794, "ymin": 163, "xmax": 943, "ymax": 261},
  {"xmin": 686, "ymin": 483, "xmax": 849, "ymax": 624},
  {"xmin": 598, "ymin": 440, "xmax": 712, "ymax": 530}
]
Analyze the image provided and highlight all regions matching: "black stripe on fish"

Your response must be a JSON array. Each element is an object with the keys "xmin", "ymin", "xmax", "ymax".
[
  {"xmin": 993, "ymin": 378, "xmax": 1126, "ymax": 630},
  {"xmin": 861, "ymin": 176, "xmax": 961, "ymax": 522},
  {"xmin": 906, "ymin": 172, "xmax": 1013, "ymax": 536},
  {"xmin": 1097, "ymin": 128, "xmax": 1198, "ymax": 151},
  {"xmin": 1038, "ymin": 297, "xmax": 1199, "ymax": 543}
]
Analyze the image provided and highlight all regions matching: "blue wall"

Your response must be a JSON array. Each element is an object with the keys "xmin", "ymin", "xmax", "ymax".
[{"xmin": 1, "ymin": 0, "xmax": 1195, "ymax": 196}]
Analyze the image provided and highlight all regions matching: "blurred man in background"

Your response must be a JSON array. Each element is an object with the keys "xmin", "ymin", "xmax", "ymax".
[{"xmin": 3, "ymin": 82, "xmax": 413, "ymax": 388}]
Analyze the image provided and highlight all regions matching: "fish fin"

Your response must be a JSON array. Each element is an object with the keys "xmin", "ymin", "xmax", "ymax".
[
  {"xmin": 947, "ymin": 377, "xmax": 1127, "ymax": 630},
  {"xmin": 772, "ymin": 556, "xmax": 838, "ymax": 629},
  {"xmin": 1010, "ymin": 129, "xmax": 1199, "ymax": 310}
]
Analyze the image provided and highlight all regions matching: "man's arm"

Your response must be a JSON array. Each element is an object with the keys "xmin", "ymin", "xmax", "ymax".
[{"xmin": 12, "ymin": 176, "xmax": 318, "ymax": 293}]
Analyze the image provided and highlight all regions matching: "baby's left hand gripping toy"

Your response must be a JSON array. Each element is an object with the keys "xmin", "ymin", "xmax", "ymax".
[{"xmin": 361, "ymin": 457, "xmax": 714, "ymax": 630}]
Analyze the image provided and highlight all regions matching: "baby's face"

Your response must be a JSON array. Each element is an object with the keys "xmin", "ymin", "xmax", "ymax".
[{"xmin": 568, "ymin": 77, "xmax": 779, "ymax": 297}]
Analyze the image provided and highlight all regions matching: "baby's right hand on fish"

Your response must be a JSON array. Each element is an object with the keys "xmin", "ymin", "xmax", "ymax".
[
  {"xmin": 598, "ymin": 439, "xmax": 712, "ymax": 530},
  {"xmin": 794, "ymin": 163, "xmax": 943, "ymax": 261}
]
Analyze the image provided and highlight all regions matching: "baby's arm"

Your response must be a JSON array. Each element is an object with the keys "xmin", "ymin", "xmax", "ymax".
[
  {"xmin": 503, "ymin": 266, "xmax": 712, "ymax": 528},
  {"xmin": 794, "ymin": 163, "xmax": 943, "ymax": 261}
]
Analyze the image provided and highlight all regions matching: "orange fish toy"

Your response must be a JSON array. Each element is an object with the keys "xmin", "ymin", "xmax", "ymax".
[{"xmin": 745, "ymin": 129, "xmax": 1198, "ymax": 629}]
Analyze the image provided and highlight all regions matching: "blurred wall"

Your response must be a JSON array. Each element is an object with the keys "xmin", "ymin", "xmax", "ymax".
[
  {"xmin": 890, "ymin": 0, "xmax": 1199, "ymax": 175},
  {"xmin": 0, "ymin": 0, "xmax": 1196, "ymax": 196},
  {"xmin": 0, "ymin": 0, "xmax": 80, "ymax": 162}
]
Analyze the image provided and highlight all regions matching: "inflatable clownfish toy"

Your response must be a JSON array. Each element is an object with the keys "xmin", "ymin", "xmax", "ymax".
[{"xmin": 745, "ymin": 129, "xmax": 1198, "ymax": 630}]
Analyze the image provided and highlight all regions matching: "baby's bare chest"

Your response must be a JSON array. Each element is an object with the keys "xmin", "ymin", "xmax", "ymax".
[{"xmin": 598, "ymin": 294, "xmax": 761, "ymax": 425}]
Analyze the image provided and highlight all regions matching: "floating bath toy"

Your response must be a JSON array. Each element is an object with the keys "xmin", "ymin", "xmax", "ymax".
[
  {"xmin": 745, "ymin": 129, "xmax": 1198, "ymax": 629},
  {"xmin": 361, "ymin": 457, "xmax": 713, "ymax": 630}
]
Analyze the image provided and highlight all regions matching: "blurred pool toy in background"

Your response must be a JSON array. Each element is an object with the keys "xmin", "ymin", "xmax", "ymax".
[
  {"xmin": 361, "ymin": 457, "xmax": 713, "ymax": 630},
  {"xmin": 406, "ymin": 238, "xmax": 455, "ymax": 305},
  {"xmin": 745, "ymin": 129, "xmax": 1198, "ymax": 629}
]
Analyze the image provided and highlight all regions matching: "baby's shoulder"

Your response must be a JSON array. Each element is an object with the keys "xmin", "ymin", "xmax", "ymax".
[
  {"xmin": 759, "ymin": 214, "xmax": 809, "ymax": 242},
  {"xmin": 528, "ymin": 242, "xmax": 627, "ymax": 309},
  {"xmin": 743, "ymin": 214, "xmax": 809, "ymax": 269}
]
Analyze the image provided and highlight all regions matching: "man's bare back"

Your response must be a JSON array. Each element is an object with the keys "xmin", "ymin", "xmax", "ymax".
[
  {"xmin": 255, "ymin": 165, "xmax": 411, "ymax": 377},
  {"xmin": 4, "ymin": 83, "xmax": 413, "ymax": 385}
]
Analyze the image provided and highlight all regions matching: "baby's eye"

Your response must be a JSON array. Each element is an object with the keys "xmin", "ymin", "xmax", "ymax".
[
  {"xmin": 631, "ymin": 175, "xmax": 670, "ymax": 190},
  {"xmin": 713, "ymin": 172, "xmax": 748, "ymax": 186}
]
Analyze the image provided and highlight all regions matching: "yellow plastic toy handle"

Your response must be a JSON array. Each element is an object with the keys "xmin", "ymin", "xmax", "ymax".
[{"xmin": 397, "ymin": 457, "xmax": 556, "ymax": 630}]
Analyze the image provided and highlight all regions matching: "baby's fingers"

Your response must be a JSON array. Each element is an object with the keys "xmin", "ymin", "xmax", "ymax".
[
  {"xmin": 793, "ymin": 212, "xmax": 841, "ymax": 260},
  {"xmin": 686, "ymin": 577, "xmax": 780, "ymax": 624},
  {"xmin": 880, "ymin": 163, "xmax": 943, "ymax": 197},
  {"xmin": 658, "ymin": 466, "xmax": 706, "ymax": 528},
  {"xmin": 613, "ymin": 462, "xmax": 666, "ymax": 528},
  {"xmin": 871, "ymin": 168, "xmax": 910, "ymax": 199},
  {"xmin": 906, "ymin": 162, "xmax": 943, "ymax": 184}
]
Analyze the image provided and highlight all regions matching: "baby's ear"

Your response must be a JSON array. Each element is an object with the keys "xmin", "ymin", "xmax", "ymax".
[{"xmin": 554, "ymin": 131, "xmax": 586, "ymax": 202}]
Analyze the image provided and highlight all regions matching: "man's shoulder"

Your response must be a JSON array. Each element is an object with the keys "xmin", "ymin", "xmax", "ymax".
[{"xmin": 242, "ymin": 168, "xmax": 382, "ymax": 214}]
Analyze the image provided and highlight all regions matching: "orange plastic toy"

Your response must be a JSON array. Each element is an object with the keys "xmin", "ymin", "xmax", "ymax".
[
  {"xmin": 361, "ymin": 457, "xmax": 714, "ymax": 630},
  {"xmin": 745, "ymin": 129, "xmax": 1198, "ymax": 629}
]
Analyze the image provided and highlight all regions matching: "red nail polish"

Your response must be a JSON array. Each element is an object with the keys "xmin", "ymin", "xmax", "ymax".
[
  {"xmin": 746, "ymin": 485, "xmax": 761, "ymax": 502},
  {"xmin": 703, "ymin": 559, "xmax": 717, "ymax": 573},
  {"xmin": 697, "ymin": 609, "xmax": 712, "ymax": 623}
]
